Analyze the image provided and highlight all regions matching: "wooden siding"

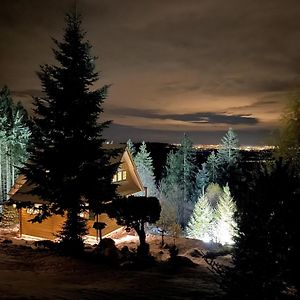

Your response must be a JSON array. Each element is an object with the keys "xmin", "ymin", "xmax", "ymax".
[
  {"xmin": 21, "ymin": 209, "xmax": 121, "ymax": 240},
  {"xmin": 21, "ymin": 208, "xmax": 65, "ymax": 240},
  {"xmin": 87, "ymin": 213, "xmax": 120, "ymax": 238}
]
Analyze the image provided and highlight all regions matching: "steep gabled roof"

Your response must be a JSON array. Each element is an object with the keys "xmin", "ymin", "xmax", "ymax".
[{"xmin": 9, "ymin": 144, "xmax": 144, "ymax": 204}]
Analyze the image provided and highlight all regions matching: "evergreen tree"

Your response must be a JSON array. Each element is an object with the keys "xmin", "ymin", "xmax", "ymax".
[
  {"xmin": 0, "ymin": 204, "xmax": 19, "ymax": 228},
  {"xmin": 206, "ymin": 182, "xmax": 223, "ymax": 208},
  {"xmin": 186, "ymin": 193, "xmax": 214, "ymax": 243},
  {"xmin": 206, "ymin": 151, "xmax": 220, "ymax": 183},
  {"xmin": 277, "ymin": 88, "xmax": 300, "ymax": 174},
  {"xmin": 217, "ymin": 128, "xmax": 240, "ymax": 166},
  {"xmin": 0, "ymin": 86, "xmax": 29, "ymax": 211},
  {"xmin": 161, "ymin": 134, "xmax": 198, "ymax": 228},
  {"xmin": 163, "ymin": 150, "xmax": 182, "ymax": 188},
  {"xmin": 214, "ymin": 184, "xmax": 236, "ymax": 245},
  {"xmin": 156, "ymin": 183, "xmax": 180, "ymax": 246},
  {"xmin": 196, "ymin": 163, "xmax": 210, "ymax": 197},
  {"xmin": 21, "ymin": 12, "xmax": 119, "ymax": 254},
  {"xmin": 134, "ymin": 141, "xmax": 157, "ymax": 197},
  {"xmin": 178, "ymin": 134, "xmax": 198, "ymax": 203},
  {"xmin": 126, "ymin": 139, "xmax": 136, "ymax": 157},
  {"xmin": 219, "ymin": 161, "xmax": 300, "ymax": 299}
]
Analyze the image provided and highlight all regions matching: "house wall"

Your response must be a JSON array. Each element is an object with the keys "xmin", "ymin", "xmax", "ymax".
[
  {"xmin": 86, "ymin": 213, "xmax": 120, "ymax": 238},
  {"xmin": 21, "ymin": 209, "xmax": 121, "ymax": 240},
  {"xmin": 116, "ymin": 151, "xmax": 144, "ymax": 195},
  {"xmin": 21, "ymin": 208, "xmax": 65, "ymax": 240}
]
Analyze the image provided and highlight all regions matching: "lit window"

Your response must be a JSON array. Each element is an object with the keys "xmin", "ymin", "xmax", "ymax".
[
  {"xmin": 113, "ymin": 170, "xmax": 127, "ymax": 182},
  {"xmin": 117, "ymin": 171, "xmax": 122, "ymax": 181},
  {"xmin": 26, "ymin": 204, "xmax": 42, "ymax": 215},
  {"xmin": 112, "ymin": 174, "xmax": 117, "ymax": 182}
]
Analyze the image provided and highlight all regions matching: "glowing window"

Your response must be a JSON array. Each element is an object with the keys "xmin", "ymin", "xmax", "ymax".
[
  {"xmin": 117, "ymin": 171, "xmax": 122, "ymax": 181},
  {"xmin": 113, "ymin": 170, "xmax": 127, "ymax": 182},
  {"xmin": 112, "ymin": 174, "xmax": 117, "ymax": 182},
  {"xmin": 26, "ymin": 204, "xmax": 42, "ymax": 215}
]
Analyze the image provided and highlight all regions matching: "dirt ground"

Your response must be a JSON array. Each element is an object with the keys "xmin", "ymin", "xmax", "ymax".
[{"xmin": 0, "ymin": 228, "xmax": 226, "ymax": 300}]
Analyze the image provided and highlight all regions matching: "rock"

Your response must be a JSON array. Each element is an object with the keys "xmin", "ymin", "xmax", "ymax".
[
  {"xmin": 2, "ymin": 239, "xmax": 12, "ymax": 244},
  {"xmin": 96, "ymin": 238, "xmax": 121, "ymax": 260}
]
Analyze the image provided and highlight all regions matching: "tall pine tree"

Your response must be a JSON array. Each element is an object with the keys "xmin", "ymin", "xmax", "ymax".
[
  {"xmin": 206, "ymin": 151, "xmax": 220, "ymax": 183},
  {"xmin": 186, "ymin": 193, "xmax": 214, "ymax": 243},
  {"xmin": 0, "ymin": 86, "xmax": 29, "ymax": 211},
  {"xmin": 196, "ymin": 162, "xmax": 210, "ymax": 197},
  {"xmin": 216, "ymin": 128, "xmax": 241, "ymax": 185},
  {"xmin": 160, "ymin": 134, "xmax": 198, "ymax": 228},
  {"xmin": 21, "ymin": 12, "xmax": 119, "ymax": 253},
  {"xmin": 178, "ymin": 134, "xmax": 198, "ymax": 203},
  {"xmin": 217, "ymin": 128, "xmax": 240, "ymax": 167},
  {"xmin": 214, "ymin": 184, "xmax": 236, "ymax": 245},
  {"xmin": 134, "ymin": 141, "xmax": 157, "ymax": 197},
  {"xmin": 126, "ymin": 138, "xmax": 136, "ymax": 157}
]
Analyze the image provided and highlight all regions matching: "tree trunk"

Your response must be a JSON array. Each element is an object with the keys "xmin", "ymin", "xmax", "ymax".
[
  {"xmin": 161, "ymin": 229, "xmax": 165, "ymax": 247},
  {"xmin": 0, "ymin": 144, "xmax": 2, "ymax": 203},
  {"xmin": 0, "ymin": 143, "xmax": 3, "ymax": 212},
  {"xmin": 135, "ymin": 222, "xmax": 149, "ymax": 256},
  {"xmin": 5, "ymin": 144, "xmax": 10, "ymax": 201}
]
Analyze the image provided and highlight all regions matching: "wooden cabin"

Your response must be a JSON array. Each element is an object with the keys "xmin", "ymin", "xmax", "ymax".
[{"xmin": 8, "ymin": 145, "xmax": 144, "ymax": 241}]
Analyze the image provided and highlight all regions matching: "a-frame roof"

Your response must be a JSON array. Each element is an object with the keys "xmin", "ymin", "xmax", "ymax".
[{"xmin": 9, "ymin": 144, "xmax": 144, "ymax": 204}]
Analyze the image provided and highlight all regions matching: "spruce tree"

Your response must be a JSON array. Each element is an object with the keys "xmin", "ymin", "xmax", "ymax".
[
  {"xmin": 217, "ymin": 128, "xmax": 240, "ymax": 167},
  {"xmin": 186, "ymin": 193, "xmax": 214, "ymax": 243},
  {"xmin": 206, "ymin": 183, "xmax": 223, "ymax": 208},
  {"xmin": 161, "ymin": 151, "xmax": 186, "ymax": 227},
  {"xmin": 21, "ymin": 12, "xmax": 118, "ymax": 254},
  {"xmin": 134, "ymin": 141, "xmax": 157, "ymax": 197},
  {"xmin": 156, "ymin": 182, "xmax": 180, "ymax": 246},
  {"xmin": 0, "ymin": 86, "xmax": 29, "ymax": 211},
  {"xmin": 206, "ymin": 151, "xmax": 220, "ymax": 183},
  {"xmin": 0, "ymin": 204, "xmax": 19, "ymax": 228},
  {"xmin": 160, "ymin": 134, "xmax": 198, "ymax": 228},
  {"xmin": 214, "ymin": 184, "xmax": 236, "ymax": 245},
  {"xmin": 196, "ymin": 162, "xmax": 210, "ymax": 196},
  {"xmin": 126, "ymin": 138, "xmax": 136, "ymax": 157},
  {"xmin": 163, "ymin": 150, "xmax": 182, "ymax": 188},
  {"xmin": 178, "ymin": 134, "xmax": 198, "ymax": 203}
]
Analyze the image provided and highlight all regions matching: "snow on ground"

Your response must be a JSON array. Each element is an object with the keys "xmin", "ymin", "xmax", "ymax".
[{"xmin": 0, "ymin": 227, "xmax": 226, "ymax": 300}]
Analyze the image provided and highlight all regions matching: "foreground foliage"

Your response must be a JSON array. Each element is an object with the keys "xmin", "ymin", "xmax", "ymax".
[
  {"xmin": 277, "ymin": 88, "xmax": 300, "ymax": 174},
  {"xmin": 217, "ymin": 161, "xmax": 300, "ymax": 299}
]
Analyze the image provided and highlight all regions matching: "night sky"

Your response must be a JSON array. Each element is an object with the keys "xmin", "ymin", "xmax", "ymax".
[{"xmin": 1, "ymin": 0, "xmax": 300, "ymax": 145}]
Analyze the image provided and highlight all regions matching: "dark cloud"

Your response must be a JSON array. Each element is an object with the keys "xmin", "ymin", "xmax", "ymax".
[
  {"xmin": 107, "ymin": 107, "xmax": 258, "ymax": 125},
  {"xmin": 104, "ymin": 123, "xmax": 273, "ymax": 145},
  {"xmin": 187, "ymin": 113, "xmax": 257, "ymax": 125}
]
